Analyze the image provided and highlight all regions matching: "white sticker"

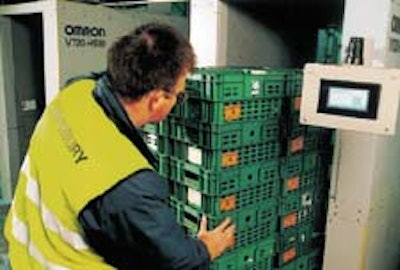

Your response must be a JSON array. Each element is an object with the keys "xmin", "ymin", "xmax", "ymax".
[
  {"xmin": 188, "ymin": 188, "xmax": 202, "ymax": 207},
  {"xmin": 250, "ymin": 69, "xmax": 267, "ymax": 75},
  {"xmin": 146, "ymin": 134, "xmax": 158, "ymax": 151},
  {"xmin": 251, "ymin": 80, "xmax": 261, "ymax": 96},
  {"xmin": 188, "ymin": 146, "xmax": 202, "ymax": 165},
  {"xmin": 301, "ymin": 192, "xmax": 313, "ymax": 206},
  {"xmin": 189, "ymin": 73, "xmax": 202, "ymax": 81}
]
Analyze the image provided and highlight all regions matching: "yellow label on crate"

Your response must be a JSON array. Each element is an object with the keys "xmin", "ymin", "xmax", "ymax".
[
  {"xmin": 222, "ymin": 151, "xmax": 239, "ymax": 167},
  {"xmin": 224, "ymin": 104, "xmax": 242, "ymax": 121}
]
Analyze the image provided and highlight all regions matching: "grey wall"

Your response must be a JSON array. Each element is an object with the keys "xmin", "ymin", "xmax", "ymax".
[
  {"xmin": 226, "ymin": 4, "xmax": 291, "ymax": 68},
  {"xmin": 223, "ymin": 1, "xmax": 345, "ymax": 68}
]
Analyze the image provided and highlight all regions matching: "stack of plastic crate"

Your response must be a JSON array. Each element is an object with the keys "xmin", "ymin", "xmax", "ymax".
[
  {"xmin": 140, "ymin": 67, "xmax": 334, "ymax": 270},
  {"xmin": 315, "ymin": 26, "xmax": 342, "ymax": 64},
  {"xmin": 158, "ymin": 67, "xmax": 290, "ymax": 269},
  {"xmin": 274, "ymin": 70, "xmax": 333, "ymax": 270}
]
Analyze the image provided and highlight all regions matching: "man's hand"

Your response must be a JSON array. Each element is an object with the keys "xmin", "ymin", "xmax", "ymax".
[{"xmin": 197, "ymin": 215, "xmax": 236, "ymax": 261}]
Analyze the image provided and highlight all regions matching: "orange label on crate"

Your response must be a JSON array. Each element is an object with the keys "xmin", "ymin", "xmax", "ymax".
[
  {"xmin": 283, "ymin": 247, "xmax": 297, "ymax": 263},
  {"xmin": 291, "ymin": 136, "xmax": 304, "ymax": 153},
  {"xmin": 222, "ymin": 151, "xmax": 239, "ymax": 167},
  {"xmin": 224, "ymin": 104, "xmax": 242, "ymax": 121},
  {"xmin": 286, "ymin": 176, "xmax": 300, "ymax": 191},
  {"xmin": 283, "ymin": 213, "xmax": 298, "ymax": 228},
  {"xmin": 220, "ymin": 195, "xmax": 236, "ymax": 211},
  {"xmin": 294, "ymin": 97, "xmax": 302, "ymax": 111}
]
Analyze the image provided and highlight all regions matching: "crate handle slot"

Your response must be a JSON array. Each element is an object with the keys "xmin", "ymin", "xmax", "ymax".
[
  {"xmin": 183, "ymin": 211, "xmax": 201, "ymax": 230},
  {"xmin": 184, "ymin": 170, "xmax": 200, "ymax": 182}
]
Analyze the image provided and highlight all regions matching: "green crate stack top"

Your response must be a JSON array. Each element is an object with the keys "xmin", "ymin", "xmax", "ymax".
[{"xmin": 315, "ymin": 26, "xmax": 342, "ymax": 64}]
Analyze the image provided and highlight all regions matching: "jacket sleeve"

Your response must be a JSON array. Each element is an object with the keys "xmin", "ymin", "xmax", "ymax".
[{"xmin": 78, "ymin": 170, "xmax": 210, "ymax": 270}]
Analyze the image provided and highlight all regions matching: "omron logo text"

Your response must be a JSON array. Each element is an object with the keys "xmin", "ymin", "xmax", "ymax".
[{"xmin": 64, "ymin": 25, "xmax": 106, "ymax": 37}]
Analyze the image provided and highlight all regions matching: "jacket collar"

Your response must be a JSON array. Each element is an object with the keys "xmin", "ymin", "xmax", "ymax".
[{"xmin": 92, "ymin": 73, "xmax": 158, "ymax": 169}]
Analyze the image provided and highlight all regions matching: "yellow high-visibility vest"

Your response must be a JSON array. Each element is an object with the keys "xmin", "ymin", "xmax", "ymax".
[{"xmin": 4, "ymin": 79, "xmax": 153, "ymax": 269}]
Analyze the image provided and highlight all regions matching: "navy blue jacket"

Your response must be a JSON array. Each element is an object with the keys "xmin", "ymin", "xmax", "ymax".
[{"xmin": 77, "ymin": 76, "xmax": 210, "ymax": 269}]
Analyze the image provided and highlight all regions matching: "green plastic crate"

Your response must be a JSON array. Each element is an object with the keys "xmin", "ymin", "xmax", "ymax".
[
  {"xmin": 182, "ymin": 140, "xmax": 280, "ymax": 170},
  {"xmin": 158, "ymin": 154, "xmax": 170, "ymax": 179},
  {"xmin": 280, "ymin": 152, "xmax": 320, "ymax": 180},
  {"xmin": 182, "ymin": 203, "xmax": 278, "ymax": 251},
  {"xmin": 279, "ymin": 185, "xmax": 327, "ymax": 217},
  {"xmin": 279, "ymin": 190, "xmax": 316, "ymax": 217},
  {"xmin": 141, "ymin": 121, "xmax": 169, "ymax": 136},
  {"xmin": 176, "ymin": 179, "xmax": 279, "ymax": 215},
  {"xmin": 178, "ymin": 159, "xmax": 280, "ymax": 195},
  {"xmin": 184, "ymin": 97, "xmax": 282, "ymax": 125},
  {"xmin": 211, "ymin": 238, "xmax": 275, "ymax": 270},
  {"xmin": 281, "ymin": 169, "xmax": 324, "ymax": 197},
  {"xmin": 167, "ymin": 119, "xmax": 280, "ymax": 150},
  {"xmin": 278, "ymin": 221, "xmax": 314, "ymax": 252},
  {"xmin": 186, "ymin": 67, "xmax": 287, "ymax": 102},
  {"xmin": 277, "ymin": 254, "xmax": 309, "ymax": 270},
  {"xmin": 279, "ymin": 207, "xmax": 313, "ymax": 232},
  {"xmin": 285, "ymin": 70, "xmax": 303, "ymax": 97},
  {"xmin": 276, "ymin": 240, "xmax": 324, "ymax": 268},
  {"xmin": 159, "ymin": 139, "xmax": 280, "ymax": 169},
  {"xmin": 141, "ymin": 132, "xmax": 171, "ymax": 156},
  {"xmin": 315, "ymin": 27, "xmax": 342, "ymax": 64}
]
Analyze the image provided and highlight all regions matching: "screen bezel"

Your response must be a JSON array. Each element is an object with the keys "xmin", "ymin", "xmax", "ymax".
[{"xmin": 317, "ymin": 79, "xmax": 381, "ymax": 119}]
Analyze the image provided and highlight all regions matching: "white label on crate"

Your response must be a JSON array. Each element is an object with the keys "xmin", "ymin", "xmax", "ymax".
[
  {"xmin": 300, "ymin": 233, "xmax": 306, "ymax": 242},
  {"xmin": 146, "ymin": 134, "xmax": 158, "ymax": 151},
  {"xmin": 301, "ymin": 192, "xmax": 313, "ymax": 206},
  {"xmin": 251, "ymin": 80, "xmax": 261, "ymax": 96},
  {"xmin": 250, "ymin": 69, "xmax": 267, "ymax": 75},
  {"xmin": 188, "ymin": 146, "xmax": 202, "ymax": 165},
  {"xmin": 188, "ymin": 188, "xmax": 202, "ymax": 207},
  {"xmin": 189, "ymin": 73, "xmax": 202, "ymax": 81}
]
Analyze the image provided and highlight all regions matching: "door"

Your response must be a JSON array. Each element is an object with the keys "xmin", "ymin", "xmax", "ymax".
[{"xmin": 0, "ymin": 14, "xmax": 45, "ymax": 201}]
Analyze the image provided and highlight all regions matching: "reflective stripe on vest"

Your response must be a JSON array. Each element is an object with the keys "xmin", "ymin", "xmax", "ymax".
[
  {"xmin": 22, "ymin": 156, "xmax": 88, "ymax": 250},
  {"xmin": 10, "ymin": 206, "xmax": 69, "ymax": 270}
]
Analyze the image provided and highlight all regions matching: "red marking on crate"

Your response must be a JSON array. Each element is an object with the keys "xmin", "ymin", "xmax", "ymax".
[
  {"xmin": 224, "ymin": 104, "xmax": 242, "ymax": 121},
  {"xmin": 286, "ymin": 176, "xmax": 300, "ymax": 191},
  {"xmin": 283, "ymin": 213, "xmax": 298, "ymax": 228},
  {"xmin": 220, "ymin": 195, "xmax": 236, "ymax": 211},
  {"xmin": 294, "ymin": 97, "xmax": 302, "ymax": 111},
  {"xmin": 222, "ymin": 151, "xmax": 239, "ymax": 167},
  {"xmin": 291, "ymin": 136, "xmax": 304, "ymax": 153},
  {"xmin": 283, "ymin": 247, "xmax": 297, "ymax": 263}
]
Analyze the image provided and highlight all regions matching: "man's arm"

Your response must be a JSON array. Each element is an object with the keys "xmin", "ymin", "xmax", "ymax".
[{"xmin": 78, "ymin": 170, "xmax": 210, "ymax": 270}]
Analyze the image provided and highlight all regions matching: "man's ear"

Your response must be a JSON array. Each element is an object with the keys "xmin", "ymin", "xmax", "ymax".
[{"xmin": 147, "ymin": 89, "xmax": 166, "ymax": 113}]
